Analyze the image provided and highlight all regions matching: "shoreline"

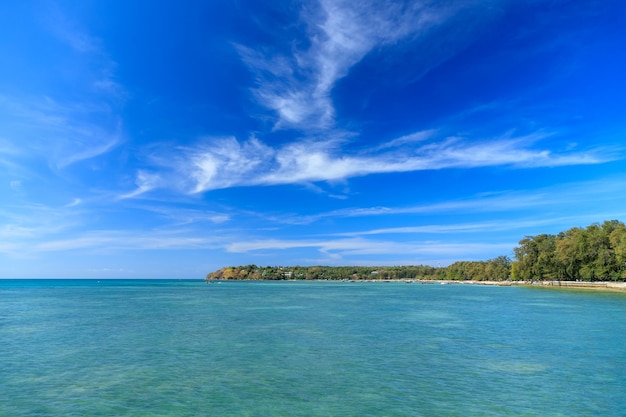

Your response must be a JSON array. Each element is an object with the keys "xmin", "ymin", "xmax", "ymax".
[
  {"xmin": 206, "ymin": 278, "xmax": 626, "ymax": 292},
  {"xmin": 514, "ymin": 280, "xmax": 626, "ymax": 292},
  {"xmin": 406, "ymin": 279, "xmax": 626, "ymax": 292}
]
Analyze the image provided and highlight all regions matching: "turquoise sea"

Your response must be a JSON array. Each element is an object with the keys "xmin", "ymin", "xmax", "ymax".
[{"xmin": 1, "ymin": 280, "xmax": 625, "ymax": 416}]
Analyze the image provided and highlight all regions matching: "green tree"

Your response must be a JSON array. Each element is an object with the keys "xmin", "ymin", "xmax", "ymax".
[
  {"xmin": 514, "ymin": 235, "xmax": 556, "ymax": 280},
  {"xmin": 555, "ymin": 228, "xmax": 584, "ymax": 280},
  {"xmin": 485, "ymin": 256, "xmax": 511, "ymax": 280},
  {"xmin": 610, "ymin": 224, "xmax": 626, "ymax": 279}
]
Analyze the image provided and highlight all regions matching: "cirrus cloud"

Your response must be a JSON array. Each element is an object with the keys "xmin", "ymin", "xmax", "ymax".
[{"xmin": 123, "ymin": 130, "xmax": 620, "ymax": 196}]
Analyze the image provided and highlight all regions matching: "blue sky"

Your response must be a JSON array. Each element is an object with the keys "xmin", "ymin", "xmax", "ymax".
[{"xmin": 1, "ymin": 0, "xmax": 625, "ymax": 278}]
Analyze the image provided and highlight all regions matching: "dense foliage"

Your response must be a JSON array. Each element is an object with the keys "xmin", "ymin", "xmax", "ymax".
[
  {"xmin": 206, "ymin": 257, "xmax": 512, "ymax": 282},
  {"xmin": 512, "ymin": 220, "xmax": 626, "ymax": 281},
  {"xmin": 206, "ymin": 220, "xmax": 626, "ymax": 282}
]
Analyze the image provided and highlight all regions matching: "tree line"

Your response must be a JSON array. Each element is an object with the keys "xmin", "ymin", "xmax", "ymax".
[
  {"xmin": 206, "ymin": 220, "xmax": 626, "ymax": 282},
  {"xmin": 512, "ymin": 220, "xmax": 626, "ymax": 281},
  {"xmin": 206, "ymin": 257, "xmax": 513, "ymax": 282}
]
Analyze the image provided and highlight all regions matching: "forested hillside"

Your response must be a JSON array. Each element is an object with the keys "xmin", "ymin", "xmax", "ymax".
[{"xmin": 207, "ymin": 220, "xmax": 626, "ymax": 282}]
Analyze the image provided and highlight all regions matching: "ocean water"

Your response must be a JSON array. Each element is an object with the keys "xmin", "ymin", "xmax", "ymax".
[{"xmin": 1, "ymin": 280, "xmax": 625, "ymax": 417}]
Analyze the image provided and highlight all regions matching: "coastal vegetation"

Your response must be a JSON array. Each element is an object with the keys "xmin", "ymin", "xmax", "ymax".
[
  {"xmin": 206, "ymin": 257, "xmax": 512, "ymax": 282},
  {"xmin": 206, "ymin": 220, "xmax": 626, "ymax": 282},
  {"xmin": 512, "ymin": 220, "xmax": 626, "ymax": 281}
]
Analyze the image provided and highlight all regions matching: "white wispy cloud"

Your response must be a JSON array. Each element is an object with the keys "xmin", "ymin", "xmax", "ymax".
[
  {"xmin": 0, "ymin": 196, "xmax": 232, "ymax": 257},
  {"xmin": 33, "ymin": 233, "xmax": 215, "ymax": 253},
  {"xmin": 0, "ymin": 95, "xmax": 124, "ymax": 171},
  {"xmin": 188, "ymin": 136, "xmax": 275, "ymax": 193},
  {"xmin": 115, "ymin": 1, "xmax": 622, "ymax": 198},
  {"xmin": 118, "ymin": 170, "xmax": 162, "ymax": 199},
  {"xmin": 129, "ymin": 131, "xmax": 618, "ymax": 195},
  {"xmin": 65, "ymin": 198, "xmax": 82, "ymax": 208},
  {"xmin": 240, "ymin": 0, "xmax": 470, "ymax": 130},
  {"xmin": 0, "ymin": 203, "xmax": 82, "ymax": 256},
  {"xmin": 134, "ymin": 205, "xmax": 231, "ymax": 225},
  {"xmin": 374, "ymin": 129, "xmax": 437, "ymax": 151},
  {"xmin": 0, "ymin": 5, "xmax": 127, "ymax": 179},
  {"xmin": 49, "ymin": 12, "xmax": 100, "ymax": 53},
  {"xmin": 331, "ymin": 216, "xmax": 625, "ymax": 237},
  {"xmin": 332, "ymin": 221, "xmax": 532, "ymax": 236},
  {"xmin": 47, "ymin": 3, "xmax": 127, "ymax": 101},
  {"xmin": 269, "ymin": 176, "xmax": 626, "ymax": 225},
  {"xmin": 225, "ymin": 236, "xmax": 513, "ymax": 259},
  {"xmin": 0, "ymin": 203, "xmax": 224, "ymax": 255}
]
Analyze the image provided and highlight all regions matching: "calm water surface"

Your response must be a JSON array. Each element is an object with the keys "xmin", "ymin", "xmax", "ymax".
[{"xmin": 1, "ymin": 280, "xmax": 625, "ymax": 416}]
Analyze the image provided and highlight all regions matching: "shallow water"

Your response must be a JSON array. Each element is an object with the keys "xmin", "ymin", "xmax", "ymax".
[{"xmin": 1, "ymin": 280, "xmax": 625, "ymax": 416}]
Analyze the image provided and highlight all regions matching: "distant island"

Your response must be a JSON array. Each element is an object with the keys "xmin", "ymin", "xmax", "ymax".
[{"xmin": 206, "ymin": 220, "xmax": 626, "ymax": 285}]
